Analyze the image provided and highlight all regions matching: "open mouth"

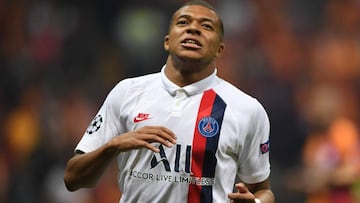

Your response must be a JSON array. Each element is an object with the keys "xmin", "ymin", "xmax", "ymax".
[{"xmin": 181, "ymin": 39, "xmax": 202, "ymax": 48}]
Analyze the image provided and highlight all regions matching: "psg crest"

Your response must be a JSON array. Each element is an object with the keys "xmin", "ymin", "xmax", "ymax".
[
  {"xmin": 198, "ymin": 116, "xmax": 219, "ymax": 138},
  {"xmin": 86, "ymin": 114, "xmax": 103, "ymax": 134}
]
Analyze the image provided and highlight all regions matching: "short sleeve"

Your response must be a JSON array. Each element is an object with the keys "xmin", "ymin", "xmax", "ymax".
[
  {"xmin": 238, "ymin": 100, "xmax": 271, "ymax": 184},
  {"xmin": 75, "ymin": 84, "xmax": 124, "ymax": 153}
]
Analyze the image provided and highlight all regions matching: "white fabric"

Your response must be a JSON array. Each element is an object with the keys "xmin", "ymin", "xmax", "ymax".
[{"xmin": 75, "ymin": 66, "xmax": 271, "ymax": 203}]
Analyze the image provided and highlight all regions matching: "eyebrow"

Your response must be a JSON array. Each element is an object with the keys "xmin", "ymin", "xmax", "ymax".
[{"xmin": 177, "ymin": 14, "xmax": 216, "ymax": 25}]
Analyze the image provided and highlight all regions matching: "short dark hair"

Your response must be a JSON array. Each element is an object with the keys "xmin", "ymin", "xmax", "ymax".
[
  {"xmin": 181, "ymin": 0, "xmax": 217, "ymax": 11},
  {"xmin": 170, "ymin": 0, "xmax": 224, "ymax": 40}
]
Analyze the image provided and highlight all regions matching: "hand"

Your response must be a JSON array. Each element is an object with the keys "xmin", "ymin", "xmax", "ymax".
[
  {"xmin": 228, "ymin": 182, "xmax": 256, "ymax": 203},
  {"xmin": 109, "ymin": 126, "xmax": 177, "ymax": 153}
]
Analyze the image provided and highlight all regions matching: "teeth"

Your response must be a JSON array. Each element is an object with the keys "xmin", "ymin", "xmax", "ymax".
[
  {"xmin": 182, "ymin": 39, "xmax": 201, "ymax": 47},
  {"xmin": 184, "ymin": 39, "xmax": 200, "ymax": 46}
]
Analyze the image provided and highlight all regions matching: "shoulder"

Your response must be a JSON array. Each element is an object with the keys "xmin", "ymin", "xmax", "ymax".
[
  {"xmin": 109, "ymin": 72, "xmax": 161, "ymax": 95},
  {"xmin": 214, "ymin": 79, "xmax": 268, "ymax": 121},
  {"xmin": 215, "ymin": 80, "xmax": 261, "ymax": 108},
  {"xmin": 104, "ymin": 72, "xmax": 161, "ymax": 105},
  {"xmin": 115, "ymin": 72, "xmax": 160, "ymax": 90}
]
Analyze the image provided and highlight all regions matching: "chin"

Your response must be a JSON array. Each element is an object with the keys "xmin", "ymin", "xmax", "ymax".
[
  {"xmin": 177, "ymin": 54, "xmax": 204, "ymax": 62},
  {"xmin": 182, "ymin": 56, "xmax": 202, "ymax": 62}
]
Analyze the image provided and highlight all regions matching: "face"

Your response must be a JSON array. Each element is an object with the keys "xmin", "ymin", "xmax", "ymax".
[{"xmin": 164, "ymin": 5, "xmax": 224, "ymax": 64}]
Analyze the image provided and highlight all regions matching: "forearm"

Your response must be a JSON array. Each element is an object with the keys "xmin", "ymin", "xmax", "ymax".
[
  {"xmin": 245, "ymin": 178, "xmax": 275, "ymax": 203},
  {"xmin": 63, "ymin": 143, "xmax": 119, "ymax": 191},
  {"xmin": 254, "ymin": 189, "xmax": 275, "ymax": 203},
  {"xmin": 63, "ymin": 126, "xmax": 177, "ymax": 191}
]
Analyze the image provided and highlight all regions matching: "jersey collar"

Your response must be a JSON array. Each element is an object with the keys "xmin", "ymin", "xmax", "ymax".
[{"xmin": 161, "ymin": 65, "xmax": 219, "ymax": 97}]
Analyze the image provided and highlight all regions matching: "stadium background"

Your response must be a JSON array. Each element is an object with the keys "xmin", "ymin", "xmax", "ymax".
[{"xmin": 1, "ymin": 0, "xmax": 359, "ymax": 202}]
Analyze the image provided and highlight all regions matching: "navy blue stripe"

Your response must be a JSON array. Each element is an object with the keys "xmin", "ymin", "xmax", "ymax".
[
  {"xmin": 174, "ymin": 144, "xmax": 181, "ymax": 172},
  {"xmin": 200, "ymin": 94, "xmax": 226, "ymax": 203}
]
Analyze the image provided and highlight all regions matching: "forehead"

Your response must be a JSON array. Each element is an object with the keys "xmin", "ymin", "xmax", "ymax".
[{"xmin": 173, "ymin": 5, "xmax": 219, "ymax": 23}]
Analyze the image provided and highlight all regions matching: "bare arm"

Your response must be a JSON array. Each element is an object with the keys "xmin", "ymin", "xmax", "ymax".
[
  {"xmin": 228, "ymin": 178, "xmax": 275, "ymax": 203},
  {"xmin": 63, "ymin": 126, "xmax": 177, "ymax": 191},
  {"xmin": 63, "ymin": 145, "xmax": 117, "ymax": 191}
]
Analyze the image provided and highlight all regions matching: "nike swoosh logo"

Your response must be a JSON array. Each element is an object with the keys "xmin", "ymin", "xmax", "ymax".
[
  {"xmin": 133, "ymin": 113, "xmax": 151, "ymax": 123},
  {"xmin": 133, "ymin": 117, "xmax": 151, "ymax": 123}
]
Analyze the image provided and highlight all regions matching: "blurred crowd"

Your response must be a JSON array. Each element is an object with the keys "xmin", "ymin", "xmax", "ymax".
[{"xmin": 1, "ymin": 0, "xmax": 360, "ymax": 202}]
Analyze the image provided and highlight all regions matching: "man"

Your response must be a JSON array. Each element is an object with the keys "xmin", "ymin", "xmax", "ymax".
[{"xmin": 64, "ymin": 1, "xmax": 275, "ymax": 202}]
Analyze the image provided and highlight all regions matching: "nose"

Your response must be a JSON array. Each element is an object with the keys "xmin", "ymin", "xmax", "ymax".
[{"xmin": 186, "ymin": 23, "xmax": 201, "ymax": 35}]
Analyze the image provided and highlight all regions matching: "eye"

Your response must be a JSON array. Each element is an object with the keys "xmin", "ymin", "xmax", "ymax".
[
  {"xmin": 202, "ymin": 23, "xmax": 214, "ymax": 30},
  {"xmin": 176, "ymin": 20, "xmax": 188, "ymax": 25}
]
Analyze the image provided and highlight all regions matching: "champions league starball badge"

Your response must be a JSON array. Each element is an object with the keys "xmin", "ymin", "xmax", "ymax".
[
  {"xmin": 86, "ymin": 114, "xmax": 103, "ymax": 134},
  {"xmin": 198, "ymin": 116, "xmax": 219, "ymax": 138}
]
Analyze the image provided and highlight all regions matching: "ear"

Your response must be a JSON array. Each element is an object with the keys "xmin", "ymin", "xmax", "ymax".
[
  {"xmin": 215, "ymin": 42, "xmax": 225, "ymax": 58},
  {"xmin": 164, "ymin": 35, "xmax": 170, "ymax": 51}
]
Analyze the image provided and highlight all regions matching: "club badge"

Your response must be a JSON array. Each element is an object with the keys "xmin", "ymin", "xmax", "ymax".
[{"xmin": 198, "ymin": 116, "xmax": 219, "ymax": 138}]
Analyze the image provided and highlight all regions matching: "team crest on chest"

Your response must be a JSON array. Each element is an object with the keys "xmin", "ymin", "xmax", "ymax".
[{"xmin": 198, "ymin": 116, "xmax": 219, "ymax": 138}]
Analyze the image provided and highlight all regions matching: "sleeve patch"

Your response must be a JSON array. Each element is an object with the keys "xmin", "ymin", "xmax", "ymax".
[
  {"xmin": 86, "ymin": 114, "xmax": 103, "ymax": 134},
  {"xmin": 260, "ymin": 140, "xmax": 270, "ymax": 154}
]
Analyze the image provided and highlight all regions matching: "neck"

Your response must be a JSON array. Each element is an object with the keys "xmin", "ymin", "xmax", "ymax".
[{"xmin": 164, "ymin": 55, "xmax": 216, "ymax": 87}]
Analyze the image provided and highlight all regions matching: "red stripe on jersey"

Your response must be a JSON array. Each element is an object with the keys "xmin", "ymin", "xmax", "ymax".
[{"xmin": 187, "ymin": 90, "xmax": 216, "ymax": 203}]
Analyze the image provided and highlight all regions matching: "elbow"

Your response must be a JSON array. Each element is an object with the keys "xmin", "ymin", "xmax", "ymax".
[
  {"xmin": 65, "ymin": 183, "xmax": 78, "ymax": 192},
  {"xmin": 63, "ymin": 171, "xmax": 96, "ymax": 191},
  {"xmin": 64, "ymin": 173, "xmax": 79, "ymax": 192}
]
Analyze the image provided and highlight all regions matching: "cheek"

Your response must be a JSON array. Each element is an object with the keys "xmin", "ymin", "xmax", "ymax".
[
  {"xmin": 208, "ymin": 44, "xmax": 220, "ymax": 56},
  {"xmin": 165, "ymin": 37, "xmax": 178, "ymax": 51}
]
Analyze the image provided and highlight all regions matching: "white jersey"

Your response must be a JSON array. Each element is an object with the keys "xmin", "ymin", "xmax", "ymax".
[{"xmin": 76, "ymin": 66, "xmax": 271, "ymax": 203}]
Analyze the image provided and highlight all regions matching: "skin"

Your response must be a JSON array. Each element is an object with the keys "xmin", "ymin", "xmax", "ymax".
[
  {"xmin": 164, "ymin": 5, "xmax": 224, "ymax": 87},
  {"xmin": 63, "ymin": 126, "xmax": 177, "ymax": 191},
  {"xmin": 63, "ymin": 4, "xmax": 275, "ymax": 203}
]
